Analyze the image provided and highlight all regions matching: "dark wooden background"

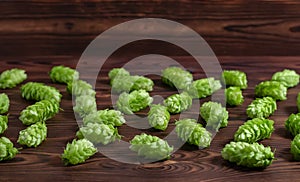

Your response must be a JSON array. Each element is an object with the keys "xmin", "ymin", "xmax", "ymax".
[{"xmin": 1, "ymin": 1, "xmax": 300, "ymax": 181}]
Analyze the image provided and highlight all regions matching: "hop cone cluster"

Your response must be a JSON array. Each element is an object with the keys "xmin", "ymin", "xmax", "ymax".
[
  {"xmin": 67, "ymin": 79, "xmax": 96, "ymax": 97},
  {"xmin": 130, "ymin": 133, "xmax": 173, "ymax": 160},
  {"xmin": 19, "ymin": 100, "xmax": 59, "ymax": 125},
  {"xmin": 234, "ymin": 118, "xmax": 274, "ymax": 143},
  {"xmin": 49, "ymin": 65, "xmax": 79, "ymax": 84},
  {"xmin": 272, "ymin": 69, "xmax": 299, "ymax": 88},
  {"xmin": 0, "ymin": 115, "xmax": 8, "ymax": 134},
  {"xmin": 0, "ymin": 68, "xmax": 27, "ymax": 89},
  {"xmin": 186, "ymin": 77, "xmax": 221, "ymax": 99},
  {"xmin": 21, "ymin": 82, "xmax": 62, "ymax": 103},
  {"xmin": 148, "ymin": 104, "xmax": 170, "ymax": 131},
  {"xmin": 17, "ymin": 122, "xmax": 47, "ymax": 147},
  {"xmin": 83, "ymin": 109, "xmax": 126, "ymax": 126},
  {"xmin": 222, "ymin": 70, "xmax": 247, "ymax": 89},
  {"xmin": 221, "ymin": 141, "xmax": 274, "ymax": 168},
  {"xmin": 161, "ymin": 67, "xmax": 193, "ymax": 90},
  {"xmin": 291, "ymin": 134, "xmax": 300, "ymax": 161},
  {"xmin": 76, "ymin": 123, "xmax": 121, "ymax": 145},
  {"xmin": 112, "ymin": 75, "xmax": 154, "ymax": 93},
  {"xmin": 0, "ymin": 93, "xmax": 9, "ymax": 114},
  {"xmin": 246, "ymin": 97, "xmax": 277, "ymax": 119},
  {"xmin": 108, "ymin": 68, "xmax": 130, "ymax": 83},
  {"xmin": 116, "ymin": 90, "xmax": 153, "ymax": 114},
  {"xmin": 255, "ymin": 81, "xmax": 287, "ymax": 101},
  {"xmin": 73, "ymin": 95, "xmax": 97, "ymax": 118},
  {"xmin": 0, "ymin": 137, "xmax": 18, "ymax": 161},
  {"xmin": 61, "ymin": 138, "xmax": 97, "ymax": 166},
  {"xmin": 285, "ymin": 113, "xmax": 300, "ymax": 136},
  {"xmin": 175, "ymin": 119, "xmax": 212, "ymax": 148},
  {"xmin": 164, "ymin": 92, "xmax": 192, "ymax": 114},
  {"xmin": 225, "ymin": 86, "xmax": 244, "ymax": 106}
]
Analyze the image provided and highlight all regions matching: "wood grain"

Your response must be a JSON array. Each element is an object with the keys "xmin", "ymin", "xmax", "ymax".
[{"xmin": 0, "ymin": 56, "xmax": 300, "ymax": 181}]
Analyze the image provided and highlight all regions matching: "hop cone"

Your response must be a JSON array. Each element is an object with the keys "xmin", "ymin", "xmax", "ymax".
[
  {"xmin": 0, "ymin": 93, "xmax": 9, "ymax": 114},
  {"xmin": 285, "ymin": 113, "xmax": 300, "ymax": 136},
  {"xmin": 130, "ymin": 133, "xmax": 173, "ymax": 160},
  {"xmin": 61, "ymin": 138, "xmax": 97, "ymax": 166},
  {"xmin": 83, "ymin": 109, "xmax": 126, "ymax": 126},
  {"xmin": 148, "ymin": 104, "xmax": 170, "ymax": 131},
  {"xmin": 17, "ymin": 122, "xmax": 47, "ymax": 147},
  {"xmin": 221, "ymin": 141, "xmax": 274, "ymax": 168},
  {"xmin": 19, "ymin": 100, "xmax": 59, "ymax": 125},
  {"xmin": 175, "ymin": 119, "xmax": 212, "ymax": 148},
  {"xmin": 246, "ymin": 97, "xmax": 277, "ymax": 119},
  {"xmin": 164, "ymin": 92, "xmax": 192, "ymax": 114},
  {"xmin": 291, "ymin": 134, "xmax": 300, "ymax": 161},
  {"xmin": 225, "ymin": 86, "xmax": 244, "ymax": 106},
  {"xmin": 67, "ymin": 79, "xmax": 96, "ymax": 97},
  {"xmin": 272, "ymin": 69, "xmax": 299, "ymax": 88},
  {"xmin": 21, "ymin": 82, "xmax": 62, "ymax": 103},
  {"xmin": 49, "ymin": 65, "xmax": 79, "ymax": 84},
  {"xmin": 161, "ymin": 67, "xmax": 193, "ymax": 90},
  {"xmin": 112, "ymin": 75, "xmax": 153, "ymax": 93},
  {"xmin": 116, "ymin": 90, "xmax": 153, "ymax": 114},
  {"xmin": 108, "ymin": 68, "xmax": 130, "ymax": 83},
  {"xmin": 0, "ymin": 68, "xmax": 27, "ymax": 89},
  {"xmin": 76, "ymin": 123, "xmax": 121, "ymax": 145},
  {"xmin": 222, "ymin": 70, "xmax": 247, "ymax": 89},
  {"xmin": 73, "ymin": 95, "xmax": 97, "ymax": 118},
  {"xmin": 0, "ymin": 137, "xmax": 18, "ymax": 161},
  {"xmin": 0, "ymin": 115, "xmax": 8, "ymax": 134},
  {"xmin": 234, "ymin": 118, "xmax": 274, "ymax": 143},
  {"xmin": 186, "ymin": 77, "xmax": 221, "ymax": 99},
  {"xmin": 255, "ymin": 81, "xmax": 287, "ymax": 101},
  {"xmin": 200, "ymin": 101, "xmax": 228, "ymax": 131}
]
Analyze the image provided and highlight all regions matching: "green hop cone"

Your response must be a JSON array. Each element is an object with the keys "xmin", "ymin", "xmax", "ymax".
[
  {"xmin": 83, "ymin": 109, "xmax": 126, "ymax": 127},
  {"xmin": 285, "ymin": 113, "xmax": 300, "ymax": 137},
  {"xmin": 67, "ymin": 79, "xmax": 96, "ymax": 97},
  {"xmin": 116, "ymin": 90, "xmax": 153, "ymax": 115},
  {"xmin": 76, "ymin": 123, "xmax": 121, "ymax": 145},
  {"xmin": 73, "ymin": 95, "xmax": 97, "ymax": 118},
  {"xmin": 108, "ymin": 68, "xmax": 130, "ymax": 83},
  {"xmin": 225, "ymin": 86, "xmax": 244, "ymax": 106},
  {"xmin": 175, "ymin": 119, "xmax": 212, "ymax": 148},
  {"xmin": 221, "ymin": 70, "xmax": 248, "ymax": 89},
  {"xmin": 200, "ymin": 101, "xmax": 228, "ymax": 131},
  {"xmin": 297, "ymin": 92, "xmax": 300, "ymax": 112},
  {"xmin": 0, "ymin": 115, "xmax": 8, "ymax": 134},
  {"xmin": 186, "ymin": 77, "xmax": 221, "ymax": 99},
  {"xmin": 164, "ymin": 92, "xmax": 192, "ymax": 114},
  {"xmin": 17, "ymin": 122, "xmax": 47, "ymax": 147},
  {"xmin": 221, "ymin": 141, "xmax": 274, "ymax": 168},
  {"xmin": 0, "ymin": 93, "xmax": 9, "ymax": 114},
  {"xmin": 129, "ymin": 133, "xmax": 173, "ymax": 160},
  {"xmin": 255, "ymin": 81, "xmax": 287, "ymax": 101},
  {"xmin": 161, "ymin": 67, "xmax": 193, "ymax": 90},
  {"xmin": 19, "ymin": 100, "xmax": 59, "ymax": 125},
  {"xmin": 272, "ymin": 69, "xmax": 299, "ymax": 88},
  {"xmin": 148, "ymin": 104, "xmax": 170, "ymax": 131},
  {"xmin": 0, "ymin": 68, "xmax": 27, "ymax": 89},
  {"xmin": 246, "ymin": 97, "xmax": 277, "ymax": 119},
  {"xmin": 0, "ymin": 137, "xmax": 18, "ymax": 161},
  {"xmin": 234, "ymin": 118, "xmax": 274, "ymax": 143},
  {"xmin": 291, "ymin": 134, "xmax": 300, "ymax": 161},
  {"xmin": 49, "ymin": 65, "xmax": 79, "ymax": 84},
  {"xmin": 61, "ymin": 138, "xmax": 97, "ymax": 166},
  {"xmin": 111, "ymin": 75, "xmax": 154, "ymax": 93},
  {"xmin": 21, "ymin": 82, "xmax": 62, "ymax": 103}
]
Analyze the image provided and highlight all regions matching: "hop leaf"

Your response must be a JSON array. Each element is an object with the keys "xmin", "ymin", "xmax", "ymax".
[
  {"xmin": 200, "ymin": 101, "xmax": 228, "ymax": 131},
  {"xmin": 161, "ymin": 67, "xmax": 193, "ymax": 90},
  {"xmin": 49, "ymin": 65, "xmax": 79, "ymax": 84},
  {"xmin": 76, "ymin": 123, "xmax": 121, "ymax": 145},
  {"xmin": 130, "ymin": 133, "xmax": 173, "ymax": 160},
  {"xmin": 291, "ymin": 134, "xmax": 300, "ymax": 160},
  {"xmin": 116, "ymin": 90, "xmax": 153, "ymax": 115},
  {"xmin": 285, "ymin": 113, "xmax": 300, "ymax": 137},
  {"xmin": 272, "ymin": 69, "xmax": 299, "ymax": 88},
  {"xmin": 221, "ymin": 141, "xmax": 274, "ymax": 168},
  {"xmin": 246, "ymin": 97, "xmax": 277, "ymax": 119},
  {"xmin": 148, "ymin": 104, "xmax": 170, "ymax": 131},
  {"xmin": 61, "ymin": 138, "xmax": 97, "ymax": 166},
  {"xmin": 0, "ymin": 68, "xmax": 27, "ymax": 89},
  {"xmin": 19, "ymin": 100, "xmax": 59, "ymax": 125},
  {"xmin": 297, "ymin": 92, "xmax": 300, "ymax": 112},
  {"xmin": 21, "ymin": 82, "xmax": 62, "ymax": 103},
  {"xmin": 225, "ymin": 86, "xmax": 244, "ymax": 106},
  {"xmin": 222, "ymin": 70, "xmax": 248, "ymax": 89},
  {"xmin": 0, "ymin": 93, "xmax": 9, "ymax": 114},
  {"xmin": 0, "ymin": 137, "xmax": 18, "ymax": 161},
  {"xmin": 255, "ymin": 81, "xmax": 287, "ymax": 101},
  {"xmin": 186, "ymin": 77, "xmax": 221, "ymax": 99},
  {"xmin": 108, "ymin": 68, "xmax": 130, "ymax": 83},
  {"xmin": 83, "ymin": 109, "xmax": 126, "ymax": 126},
  {"xmin": 67, "ymin": 79, "xmax": 96, "ymax": 97},
  {"xmin": 73, "ymin": 95, "xmax": 97, "ymax": 118},
  {"xmin": 164, "ymin": 92, "xmax": 192, "ymax": 114},
  {"xmin": 175, "ymin": 119, "xmax": 212, "ymax": 148},
  {"xmin": 234, "ymin": 118, "xmax": 274, "ymax": 143},
  {"xmin": 17, "ymin": 122, "xmax": 47, "ymax": 147},
  {"xmin": 0, "ymin": 115, "xmax": 8, "ymax": 134},
  {"xmin": 111, "ymin": 75, "xmax": 154, "ymax": 93}
]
